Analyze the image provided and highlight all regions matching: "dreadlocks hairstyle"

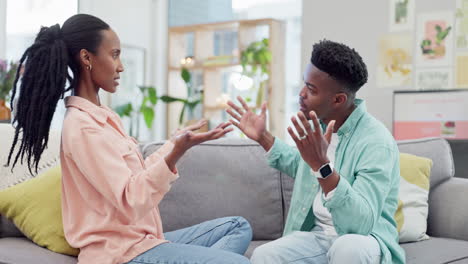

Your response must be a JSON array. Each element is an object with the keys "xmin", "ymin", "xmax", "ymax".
[
  {"xmin": 6, "ymin": 14, "xmax": 110, "ymax": 174},
  {"xmin": 311, "ymin": 39, "xmax": 368, "ymax": 94}
]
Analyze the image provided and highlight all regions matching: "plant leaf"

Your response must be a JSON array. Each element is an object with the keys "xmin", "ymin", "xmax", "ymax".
[
  {"xmin": 141, "ymin": 106, "xmax": 155, "ymax": 128},
  {"xmin": 179, "ymin": 105, "xmax": 186, "ymax": 125},
  {"xmin": 160, "ymin": 95, "xmax": 186, "ymax": 103},
  {"xmin": 181, "ymin": 68, "xmax": 191, "ymax": 84},
  {"xmin": 114, "ymin": 103, "xmax": 133, "ymax": 117},
  {"xmin": 148, "ymin": 87, "xmax": 158, "ymax": 105}
]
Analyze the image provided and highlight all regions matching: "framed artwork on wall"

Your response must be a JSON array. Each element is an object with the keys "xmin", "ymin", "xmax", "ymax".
[
  {"xmin": 415, "ymin": 12, "xmax": 455, "ymax": 67},
  {"xmin": 389, "ymin": 0, "xmax": 415, "ymax": 32}
]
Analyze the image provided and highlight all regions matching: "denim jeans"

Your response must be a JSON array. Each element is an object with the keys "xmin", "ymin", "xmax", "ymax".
[
  {"xmin": 125, "ymin": 216, "xmax": 252, "ymax": 264},
  {"xmin": 250, "ymin": 227, "xmax": 381, "ymax": 264}
]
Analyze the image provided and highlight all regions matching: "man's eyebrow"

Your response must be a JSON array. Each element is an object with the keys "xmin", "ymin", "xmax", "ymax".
[{"xmin": 304, "ymin": 81, "xmax": 317, "ymax": 89}]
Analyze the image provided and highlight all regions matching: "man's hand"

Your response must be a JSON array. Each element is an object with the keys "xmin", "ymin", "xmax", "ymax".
[
  {"xmin": 226, "ymin": 96, "xmax": 275, "ymax": 151},
  {"xmin": 165, "ymin": 121, "xmax": 233, "ymax": 171},
  {"xmin": 287, "ymin": 111, "xmax": 335, "ymax": 171}
]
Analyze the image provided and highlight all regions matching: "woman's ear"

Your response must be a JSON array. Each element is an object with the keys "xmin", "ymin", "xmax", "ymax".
[{"xmin": 79, "ymin": 49, "xmax": 91, "ymax": 69}]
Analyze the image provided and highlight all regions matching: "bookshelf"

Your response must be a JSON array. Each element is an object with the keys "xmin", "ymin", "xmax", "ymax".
[{"xmin": 166, "ymin": 18, "xmax": 285, "ymax": 139}]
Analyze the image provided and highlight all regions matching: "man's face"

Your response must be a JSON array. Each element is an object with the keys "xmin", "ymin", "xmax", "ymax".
[{"xmin": 299, "ymin": 63, "xmax": 345, "ymax": 122}]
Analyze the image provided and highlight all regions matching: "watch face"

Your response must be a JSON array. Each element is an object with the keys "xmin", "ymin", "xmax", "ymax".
[{"xmin": 319, "ymin": 164, "xmax": 333, "ymax": 178}]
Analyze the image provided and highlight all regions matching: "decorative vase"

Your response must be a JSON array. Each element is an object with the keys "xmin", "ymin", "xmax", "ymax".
[{"xmin": 0, "ymin": 99, "xmax": 11, "ymax": 121}]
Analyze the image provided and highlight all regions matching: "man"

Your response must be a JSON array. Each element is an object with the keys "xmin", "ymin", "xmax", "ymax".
[{"xmin": 226, "ymin": 40, "xmax": 405, "ymax": 264}]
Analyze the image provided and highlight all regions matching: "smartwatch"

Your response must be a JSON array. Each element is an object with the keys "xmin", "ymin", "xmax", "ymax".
[{"xmin": 316, "ymin": 162, "xmax": 334, "ymax": 179}]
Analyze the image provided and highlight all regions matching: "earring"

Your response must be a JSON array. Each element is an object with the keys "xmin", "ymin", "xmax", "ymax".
[{"xmin": 87, "ymin": 65, "xmax": 92, "ymax": 71}]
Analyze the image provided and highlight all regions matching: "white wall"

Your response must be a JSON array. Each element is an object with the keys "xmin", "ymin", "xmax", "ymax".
[
  {"xmin": 301, "ymin": 0, "xmax": 457, "ymax": 131},
  {"xmin": 0, "ymin": 0, "xmax": 6, "ymax": 58},
  {"xmin": 79, "ymin": 0, "xmax": 168, "ymax": 141}
]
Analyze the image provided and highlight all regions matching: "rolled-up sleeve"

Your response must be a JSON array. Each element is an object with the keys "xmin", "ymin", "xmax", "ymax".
[
  {"xmin": 323, "ymin": 144, "xmax": 396, "ymax": 235},
  {"xmin": 69, "ymin": 127, "xmax": 178, "ymax": 221},
  {"xmin": 266, "ymin": 138, "xmax": 302, "ymax": 179}
]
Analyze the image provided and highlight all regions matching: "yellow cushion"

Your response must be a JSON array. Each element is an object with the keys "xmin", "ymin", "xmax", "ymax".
[
  {"xmin": 0, "ymin": 165, "xmax": 79, "ymax": 256},
  {"xmin": 395, "ymin": 153, "xmax": 432, "ymax": 243}
]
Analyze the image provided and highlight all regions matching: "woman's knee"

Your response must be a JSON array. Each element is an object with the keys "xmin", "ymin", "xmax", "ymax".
[{"xmin": 234, "ymin": 216, "xmax": 253, "ymax": 240}]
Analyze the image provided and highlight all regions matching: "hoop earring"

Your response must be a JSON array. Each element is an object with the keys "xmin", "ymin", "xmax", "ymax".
[{"xmin": 87, "ymin": 65, "xmax": 92, "ymax": 71}]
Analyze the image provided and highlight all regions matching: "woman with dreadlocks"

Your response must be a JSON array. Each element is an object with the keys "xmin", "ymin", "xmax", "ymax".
[{"xmin": 6, "ymin": 14, "xmax": 251, "ymax": 264}]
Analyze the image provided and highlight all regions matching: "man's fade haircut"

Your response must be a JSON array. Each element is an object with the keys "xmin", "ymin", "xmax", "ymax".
[{"xmin": 310, "ymin": 39, "xmax": 368, "ymax": 94}]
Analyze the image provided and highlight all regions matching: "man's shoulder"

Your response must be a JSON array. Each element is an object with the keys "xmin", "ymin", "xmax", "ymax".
[{"xmin": 354, "ymin": 112, "xmax": 397, "ymax": 150}]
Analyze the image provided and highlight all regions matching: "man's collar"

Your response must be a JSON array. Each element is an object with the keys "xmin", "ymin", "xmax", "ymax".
[{"xmin": 337, "ymin": 99, "xmax": 366, "ymax": 136}]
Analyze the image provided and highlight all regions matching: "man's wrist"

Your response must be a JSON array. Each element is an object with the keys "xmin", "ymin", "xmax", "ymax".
[
  {"xmin": 258, "ymin": 131, "xmax": 275, "ymax": 152},
  {"xmin": 311, "ymin": 158, "xmax": 330, "ymax": 172}
]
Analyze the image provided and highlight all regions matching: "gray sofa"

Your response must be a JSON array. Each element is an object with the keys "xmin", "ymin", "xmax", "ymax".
[{"xmin": 1, "ymin": 137, "xmax": 468, "ymax": 264}]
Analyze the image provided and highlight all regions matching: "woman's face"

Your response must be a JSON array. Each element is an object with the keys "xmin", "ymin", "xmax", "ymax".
[{"xmin": 88, "ymin": 29, "xmax": 124, "ymax": 93}]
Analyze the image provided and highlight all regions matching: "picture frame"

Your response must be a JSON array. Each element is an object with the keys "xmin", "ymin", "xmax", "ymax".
[
  {"xmin": 389, "ymin": 0, "xmax": 415, "ymax": 32},
  {"xmin": 415, "ymin": 12, "xmax": 455, "ymax": 67}
]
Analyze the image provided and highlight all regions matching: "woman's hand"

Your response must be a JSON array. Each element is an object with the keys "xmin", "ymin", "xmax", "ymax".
[{"xmin": 165, "ymin": 120, "xmax": 233, "ymax": 171}]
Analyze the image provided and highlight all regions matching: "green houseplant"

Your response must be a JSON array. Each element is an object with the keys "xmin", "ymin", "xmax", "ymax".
[
  {"xmin": 0, "ymin": 60, "xmax": 19, "ymax": 120},
  {"xmin": 240, "ymin": 38, "xmax": 272, "ymax": 108},
  {"xmin": 160, "ymin": 67, "xmax": 202, "ymax": 125},
  {"xmin": 114, "ymin": 67, "xmax": 202, "ymax": 138},
  {"xmin": 114, "ymin": 86, "xmax": 158, "ymax": 138}
]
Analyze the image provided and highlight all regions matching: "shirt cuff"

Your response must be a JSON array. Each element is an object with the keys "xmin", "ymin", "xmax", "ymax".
[{"xmin": 322, "ymin": 188, "xmax": 336, "ymax": 201}]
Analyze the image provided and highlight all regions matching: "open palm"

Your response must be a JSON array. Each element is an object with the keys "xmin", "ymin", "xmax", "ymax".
[{"xmin": 227, "ymin": 96, "xmax": 267, "ymax": 141}]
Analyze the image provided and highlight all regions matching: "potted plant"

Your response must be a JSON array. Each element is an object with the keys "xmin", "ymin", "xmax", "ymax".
[
  {"xmin": 114, "ymin": 86, "xmax": 158, "ymax": 139},
  {"xmin": 0, "ymin": 60, "xmax": 19, "ymax": 121},
  {"xmin": 160, "ymin": 67, "xmax": 203, "ymax": 126},
  {"xmin": 240, "ymin": 38, "xmax": 272, "ymax": 108}
]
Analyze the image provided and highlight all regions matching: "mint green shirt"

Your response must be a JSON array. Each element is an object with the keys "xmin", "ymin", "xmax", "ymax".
[{"xmin": 266, "ymin": 99, "xmax": 405, "ymax": 264}]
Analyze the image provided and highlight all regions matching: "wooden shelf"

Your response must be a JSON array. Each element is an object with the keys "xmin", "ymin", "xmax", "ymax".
[
  {"xmin": 169, "ymin": 63, "xmax": 241, "ymax": 71},
  {"xmin": 166, "ymin": 18, "xmax": 286, "ymax": 139}
]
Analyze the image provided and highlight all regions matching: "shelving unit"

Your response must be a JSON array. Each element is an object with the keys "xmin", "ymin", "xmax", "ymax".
[{"xmin": 166, "ymin": 18, "xmax": 285, "ymax": 139}]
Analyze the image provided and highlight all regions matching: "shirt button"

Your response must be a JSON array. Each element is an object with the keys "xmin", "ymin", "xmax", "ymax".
[{"xmin": 302, "ymin": 207, "xmax": 306, "ymax": 211}]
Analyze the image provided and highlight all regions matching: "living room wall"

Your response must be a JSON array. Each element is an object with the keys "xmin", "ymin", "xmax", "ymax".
[{"xmin": 301, "ymin": 0, "xmax": 458, "ymax": 131}]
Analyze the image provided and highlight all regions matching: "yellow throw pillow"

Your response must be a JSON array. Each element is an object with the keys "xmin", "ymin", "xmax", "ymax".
[
  {"xmin": 395, "ymin": 153, "xmax": 433, "ymax": 243},
  {"xmin": 0, "ymin": 165, "xmax": 79, "ymax": 256}
]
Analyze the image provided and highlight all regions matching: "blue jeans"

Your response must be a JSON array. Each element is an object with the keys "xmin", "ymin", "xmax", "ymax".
[
  {"xmin": 125, "ymin": 216, "xmax": 252, "ymax": 264},
  {"xmin": 250, "ymin": 227, "xmax": 381, "ymax": 264}
]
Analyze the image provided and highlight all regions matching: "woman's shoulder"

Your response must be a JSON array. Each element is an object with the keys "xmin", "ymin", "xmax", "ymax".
[{"xmin": 62, "ymin": 108, "xmax": 103, "ymax": 139}]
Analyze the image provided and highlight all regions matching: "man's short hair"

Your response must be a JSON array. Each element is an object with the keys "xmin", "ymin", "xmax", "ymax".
[{"xmin": 311, "ymin": 40, "xmax": 368, "ymax": 94}]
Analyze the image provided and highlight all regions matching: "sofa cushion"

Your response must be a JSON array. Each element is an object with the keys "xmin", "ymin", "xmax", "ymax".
[
  {"xmin": 447, "ymin": 139, "xmax": 468, "ymax": 179},
  {"xmin": 401, "ymin": 237, "xmax": 468, "ymax": 264},
  {"xmin": 141, "ymin": 138, "xmax": 284, "ymax": 240},
  {"xmin": 0, "ymin": 237, "xmax": 77, "ymax": 264},
  {"xmin": 0, "ymin": 214, "xmax": 23, "ymax": 238},
  {"xmin": 0, "ymin": 166, "xmax": 79, "ymax": 256},
  {"xmin": 397, "ymin": 138, "xmax": 454, "ymax": 188},
  {"xmin": 395, "ymin": 153, "xmax": 432, "ymax": 243}
]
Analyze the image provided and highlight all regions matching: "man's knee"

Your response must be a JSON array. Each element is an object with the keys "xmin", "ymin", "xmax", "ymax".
[
  {"xmin": 328, "ymin": 234, "xmax": 380, "ymax": 264},
  {"xmin": 250, "ymin": 242, "xmax": 281, "ymax": 263}
]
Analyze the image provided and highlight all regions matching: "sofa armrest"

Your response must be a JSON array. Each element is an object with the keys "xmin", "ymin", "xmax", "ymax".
[{"xmin": 427, "ymin": 177, "xmax": 468, "ymax": 241}]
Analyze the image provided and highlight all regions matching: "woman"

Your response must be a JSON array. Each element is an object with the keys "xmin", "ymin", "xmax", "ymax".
[{"xmin": 6, "ymin": 14, "xmax": 252, "ymax": 264}]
